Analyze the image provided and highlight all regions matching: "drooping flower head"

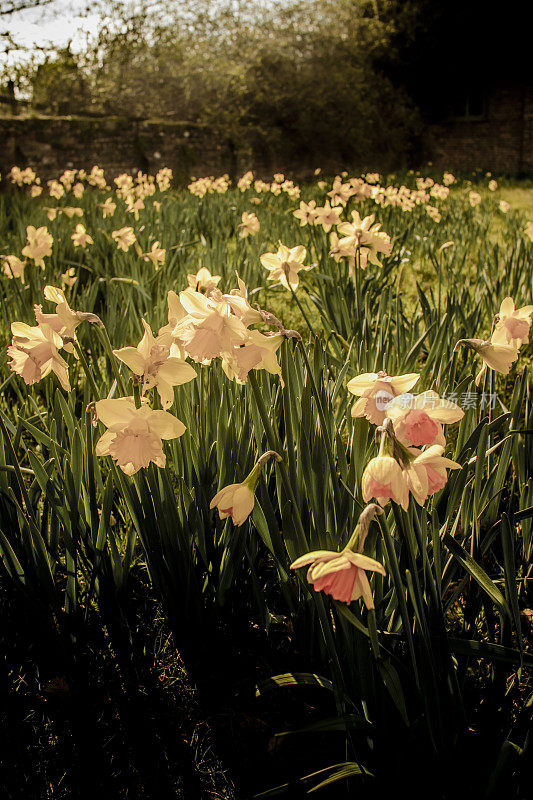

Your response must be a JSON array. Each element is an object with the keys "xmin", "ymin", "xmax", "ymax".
[
  {"xmin": 454, "ymin": 337, "xmax": 519, "ymax": 386},
  {"xmin": 362, "ymin": 455, "xmax": 409, "ymax": 510},
  {"xmin": 362, "ymin": 419, "xmax": 461, "ymax": 511},
  {"xmin": 210, "ymin": 451, "xmax": 281, "ymax": 526},
  {"xmin": 291, "ymin": 548, "xmax": 386, "ymax": 607}
]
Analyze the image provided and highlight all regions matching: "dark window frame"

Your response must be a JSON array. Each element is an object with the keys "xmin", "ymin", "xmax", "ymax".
[{"xmin": 448, "ymin": 90, "xmax": 487, "ymax": 122}]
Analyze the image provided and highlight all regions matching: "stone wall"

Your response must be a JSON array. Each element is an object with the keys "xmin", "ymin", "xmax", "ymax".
[
  {"xmin": 2, "ymin": 93, "xmax": 533, "ymax": 181},
  {"xmin": 428, "ymin": 86, "xmax": 533, "ymax": 174},
  {"xmin": 0, "ymin": 116, "xmax": 244, "ymax": 183}
]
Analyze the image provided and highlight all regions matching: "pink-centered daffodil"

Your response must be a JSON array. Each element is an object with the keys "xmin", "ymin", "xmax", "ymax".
[
  {"xmin": 347, "ymin": 371, "xmax": 420, "ymax": 425},
  {"xmin": 385, "ymin": 390, "xmax": 464, "ymax": 447},
  {"xmin": 291, "ymin": 548, "xmax": 386, "ymax": 607}
]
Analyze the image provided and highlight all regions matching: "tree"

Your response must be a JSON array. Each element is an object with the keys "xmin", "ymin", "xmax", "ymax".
[{"xmin": 31, "ymin": 47, "xmax": 91, "ymax": 115}]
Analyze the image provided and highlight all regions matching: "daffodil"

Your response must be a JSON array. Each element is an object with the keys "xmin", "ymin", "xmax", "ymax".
[
  {"xmin": 291, "ymin": 548, "xmax": 386, "ymax": 607},
  {"xmin": 454, "ymin": 338, "xmax": 519, "ymax": 385},
  {"xmin": 222, "ymin": 274, "xmax": 263, "ymax": 327},
  {"xmin": 141, "ymin": 242, "xmax": 166, "ymax": 268},
  {"xmin": 210, "ymin": 451, "xmax": 280, "ymax": 525},
  {"xmin": 173, "ymin": 290, "xmax": 247, "ymax": 362},
  {"xmin": 221, "ymin": 330, "xmax": 284, "ymax": 383},
  {"xmin": 238, "ymin": 212, "xmax": 260, "ymax": 238},
  {"xmin": 113, "ymin": 319, "xmax": 196, "ymax": 408},
  {"xmin": 293, "ymin": 200, "xmax": 317, "ymax": 227},
  {"xmin": 492, "ymin": 297, "xmax": 533, "ymax": 349},
  {"xmin": 2, "ymin": 255, "xmax": 26, "ymax": 283},
  {"xmin": 337, "ymin": 211, "xmax": 392, "ymax": 268},
  {"xmin": 95, "ymin": 398, "xmax": 185, "ymax": 475},
  {"xmin": 404, "ymin": 446, "xmax": 461, "ymax": 505},
  {"xmin": 347, "ymin": 371, "xmax": 420, "ymax": 425},
  {"xmin": 71, "ymin": 224, "xmax": 93, "ymax": 248},
  {"xmin": 313, "ymin": 200, "xmax": 342, "ymax": 232},
  {"xmin": 112, "ymin": 227, "xmax": 136, "ymax": 252},
  {"xmin": 8, "ymin": 322, "xmax": 70, "ymax": 391},
  {"xmin": 62, "ymin": 207, "xmax": 83, "ymax": 219},
  {"xmin": 362, "ymin": 455, "xmax": 409, "ymax": 510},
  {"xmin": 385, "ymin": 390, "xmax": 464, "ymax": 447},
  {"xmin": 260, "ymin": 243, "xmax": 311, "ymax": 291},
  {"xmin": 61, "ymin": 268, "xmax": 77, "ymax": 289},
  {"xmin": 100, "ymin": 198, "xmax": 116, "ymax": 218},
  {"xmin": 187, "ymin": 267, "xmax": 221, "ymax": 293},
  {"xmin": 21, "ymin": 225, "xmax": 53, "ymax": 268},
  {"xmin": 34, "ymin": 285, "xmax": 100, "ymax": 355}
]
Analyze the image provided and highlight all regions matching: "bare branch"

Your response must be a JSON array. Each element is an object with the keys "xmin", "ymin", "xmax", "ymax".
[{"xmin": 0, "ymin": 0, "xmax": 53, "ymax": 17}]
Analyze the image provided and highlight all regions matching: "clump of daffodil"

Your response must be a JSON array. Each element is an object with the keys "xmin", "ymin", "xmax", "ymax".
[{"xmin": 361, "ymin": 418, "xmax": 461, "ymax": 511}]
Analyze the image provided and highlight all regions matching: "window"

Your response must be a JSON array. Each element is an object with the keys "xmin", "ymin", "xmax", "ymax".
[{"xmin": 449, "ymin": 90, "xmax": 486, "ymax": 121}]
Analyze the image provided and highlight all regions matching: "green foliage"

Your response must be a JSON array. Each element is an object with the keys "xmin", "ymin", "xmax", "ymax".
[
  {"xmin": 0, "ymin": 167, "xmax": 532, "ymax": 797},
  {"xmin": 5, "ymin": 1, "xmax": 421, "ymax": 169}
]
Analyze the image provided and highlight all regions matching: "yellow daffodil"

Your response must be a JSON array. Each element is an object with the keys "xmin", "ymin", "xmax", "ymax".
[
  {"xmin": 21, "ymin": 225, "xmax": 53, "ymax": 268},
  {"xmin": 347, "ymin": 371, "xmax": 420, "ymax": 425},
  {"xmin": 492, "ymin": 297, "xmax": 533, "ymax": 349},
  {"xmin": 260, "ymin": 243, "xmax": 311, "ymax": 291},
  {"xmin": 112, "ymin": 227, "xmax": 136, "ymax": 251},
  {"xmin": 95, "ymin": 398, "xmax": 185, "ymax": 475},
  {"xmin": 71, "ymin": 224, "xmax": 93, "ymax": 248},
  {"xmin": 8, "ymin": 322, "xmax": 70, "ymax": 391},
  {"xmin": 2, "ymin": 255, "xmax": 26, "ymax": 283},
  {"xmin": 238, "ymin": 212, "xmax": 260, "ymax": 238},
  {"xmin": 113, "ymin": 319, "xmax": 196, "ymax": 408}
]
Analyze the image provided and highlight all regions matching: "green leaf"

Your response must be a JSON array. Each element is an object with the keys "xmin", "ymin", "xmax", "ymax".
[
  {"xmin": 444, "ymin": 533, "xmax": 510, "ymax": 619},
  {"xmin": 256, "ymin": 672, "xmax": 334, "ymax": 698}
]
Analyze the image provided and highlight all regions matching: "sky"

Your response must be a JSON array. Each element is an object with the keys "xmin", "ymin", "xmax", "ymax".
[{"xmin": 1, "ymin": 0, "xmax": 122, "ymax": 63}]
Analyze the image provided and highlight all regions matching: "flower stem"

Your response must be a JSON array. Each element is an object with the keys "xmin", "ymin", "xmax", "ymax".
[{"xmin": 72, "ymin": 340, "xmax": 100, "ymax": 399}]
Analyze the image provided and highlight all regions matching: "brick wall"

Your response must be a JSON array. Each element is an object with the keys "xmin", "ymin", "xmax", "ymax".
[
  {"xmin": 428, "ymin": 86, "xmax": 533, "ymax": 174},
  {"xmin": 2, "ymin": 95, "xmax": 533, "ymax": 180},
  {"xmin": 0, "ymin": 116, "xmax": 245, "ymax": 183}
]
